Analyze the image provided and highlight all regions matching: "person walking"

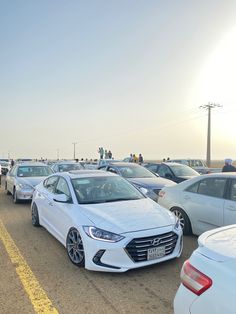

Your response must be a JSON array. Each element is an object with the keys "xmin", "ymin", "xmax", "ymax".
[{"xmin": 222, "ymin": 158, "xmax": 236, "ymax": 172}]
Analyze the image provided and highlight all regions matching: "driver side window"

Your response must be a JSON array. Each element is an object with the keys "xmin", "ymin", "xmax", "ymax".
[{"xmin": 159, "ymin": 165, "xmax": 172, "ymax": 177}]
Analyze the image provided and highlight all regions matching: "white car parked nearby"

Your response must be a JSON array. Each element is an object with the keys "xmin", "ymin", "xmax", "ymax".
[
  {"xmin": 174, "ymin": 225, "xmax": 236, "ymax": 314},
  {"xmin": 31, "ymin": 170, "xmax": 183, "ymax": 272},
  {"xmin": 158, "ymin": 173, "xmax": 236, "ymax": 235}
]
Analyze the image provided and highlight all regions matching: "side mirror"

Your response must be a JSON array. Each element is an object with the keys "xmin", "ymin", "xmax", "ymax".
[
  {"xmin": 53, "ymin": 194, "xmax": 70, "ymax": 203},
  {"xmin": 165, "ymin": 173, "xmax": 173, "ymax": 179}
]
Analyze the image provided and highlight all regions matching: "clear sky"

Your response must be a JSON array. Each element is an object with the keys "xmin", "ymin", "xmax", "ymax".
[{"xmin": 1, "ymin": 0, "xmax": 236, "ymax": 160}]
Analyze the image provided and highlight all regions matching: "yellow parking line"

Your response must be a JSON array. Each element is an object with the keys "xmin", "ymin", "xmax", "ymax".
[{"xmin": 0, "ymin": 219, "xmax": 58, "ymax": 314}]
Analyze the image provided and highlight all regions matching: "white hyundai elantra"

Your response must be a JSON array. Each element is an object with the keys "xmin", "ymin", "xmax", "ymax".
[{"xmin": 31, "ymin": 170, "xmax": 183, "ymax": 272}]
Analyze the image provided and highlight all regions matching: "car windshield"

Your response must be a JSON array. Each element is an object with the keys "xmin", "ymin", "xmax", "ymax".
[
  {"xmin": 0, "ymin": 161, "xmax": 9, "ymax": 166},
  {"xmin": 58, "ymin": 163, "xmax": 84, "ymax": 172},
  {"xmin": 170, "ymin": 164, "xmax": 199, "ymax": 176},
  {"xmin": 118, "ymin": 166, "xmax": 157, "ymax": 178},
  {"xmin": 71, "ymin": 176, "xmax": 144, "ymax": 204},
  {"xmin": 17, "ymin": 166, "xmax": 53, "ymax": 177}
]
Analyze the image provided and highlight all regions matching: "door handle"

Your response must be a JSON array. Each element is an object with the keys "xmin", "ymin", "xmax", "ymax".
[{"xmin": 48, "ymin": 202, "xmax": 53, "ymax": 206}]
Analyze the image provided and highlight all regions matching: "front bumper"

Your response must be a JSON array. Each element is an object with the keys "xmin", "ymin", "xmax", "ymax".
[
  {"xmin": 82, "ymin": 225, "xmax": 183, "ymax": 272},
  {"xmin": 15, "ymin": 187, "xmax": 34, "ymax": 200}
]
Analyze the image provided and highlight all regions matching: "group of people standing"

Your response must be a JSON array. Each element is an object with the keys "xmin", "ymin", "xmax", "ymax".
[
  {"xmin": 129, "ymin": 153, "xmax": 144, "ymax": 164},
  {"xmin": 98, "ymin": 147, "xmax": 113, "ymax": 159}
]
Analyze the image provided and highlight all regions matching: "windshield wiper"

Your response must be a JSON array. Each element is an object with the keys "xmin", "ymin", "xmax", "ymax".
[
  {"xmin": 79, "ymin": 200, "xmax": 105, "ymax": 204},
  {"xmin": 104, "ymin": 197, "xmax": 140, "ymax": 203}
]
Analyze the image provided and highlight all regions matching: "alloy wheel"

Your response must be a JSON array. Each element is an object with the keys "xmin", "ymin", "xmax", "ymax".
[
  {"xmin": 172, "ymin": 209, "xmax": 185, "ymax": 229},
  {"xmin": 66, "ymin": 228, "xmax": 85, "ymax": 266}
]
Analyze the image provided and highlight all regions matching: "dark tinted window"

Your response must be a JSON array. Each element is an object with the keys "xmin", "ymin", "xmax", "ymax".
[
  {"xmin": 158, "ymin": 165, "xmax": 172, "ymax": 177},
  {"xmin": 146, "ymin": 164, "xmax": 158, "ymax": 172},
  {"xmin": 229, "ymin": 179, "xmax": 236, "ymax": 201},
  {"xmin": 187, "ymin": 178, "xmax": 227, "ymax": 198}
]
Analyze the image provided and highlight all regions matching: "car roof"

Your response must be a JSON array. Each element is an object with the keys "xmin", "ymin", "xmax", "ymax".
[
  {"xmin": 53, "ymin": 160, "xmax": 80, "ymax": 164},
  {"xmin": 107, "ymin": 162, "xmax": 141, "ymax": 167},
  {"xmin": 202, "ymin": 172, "xmax": 236, "ymax": 178},
  {"xmin": 64, "ymin": 170, "xmax": 117, "ymax": 179},
  {"xmin": 147, "ymin": 162, "xmax": 185, "ymax": 166},
  {"xmin": 17, "ymin": 162, "xmax": 49, "ymax": 167}
]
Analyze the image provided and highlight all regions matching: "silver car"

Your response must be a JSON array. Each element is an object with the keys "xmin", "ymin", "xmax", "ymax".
[
  {"xmin": 5, "ymin": 162, "xmax": 53, "ymax": 203},
  {"xmin": 51, "ymin": 161, "xmax": 84, "ymax": 173}
]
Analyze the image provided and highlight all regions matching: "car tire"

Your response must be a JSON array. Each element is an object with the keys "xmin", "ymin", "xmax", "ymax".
[
  {"xmin": 13, "ymin": 188, "xmax": 19, "ymax": 204},
  {"xmin": 171, "ymin": 207, "xmax": 192, "ymax": 235},
  {"xmin": 66, "ymin": 228, "xmax": 85, "ymax": 267},
  {"xmin": 5, "ymin": 183, "xmax": 11, "ymax": 195},
  {"xmin": 32, "ymin": 203, "xmax": 40, "ymax": 227}
]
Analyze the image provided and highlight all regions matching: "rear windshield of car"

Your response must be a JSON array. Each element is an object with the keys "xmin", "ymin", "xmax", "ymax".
[
  {"xmin": 17, "ymin": 166, "xmax": 53, "ymax": 177},
  {"xmin": 58, "ymin": 163, "xmax": 84, "ymax": 172},
  {"xmin": 170, "ymin": 165, "xmax": 199, "ymax": 176},
  {"xmin": 118, "ymin": 166, "xmax": 157, "ymax": 178}
]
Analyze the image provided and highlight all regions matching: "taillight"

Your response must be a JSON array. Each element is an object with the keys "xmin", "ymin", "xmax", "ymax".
[
  {"xmin": 180, "ymin": 260, "xmax": 212, "ymax": 296},
  {"xmin": 158, "ymin": 190, "xmax": 165, "ymax": 197}
]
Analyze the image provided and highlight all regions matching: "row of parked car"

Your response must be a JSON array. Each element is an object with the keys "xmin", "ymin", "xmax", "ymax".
[{"xmin": 4, "ymin": 159, "xmax": 236, "ymax": 313}]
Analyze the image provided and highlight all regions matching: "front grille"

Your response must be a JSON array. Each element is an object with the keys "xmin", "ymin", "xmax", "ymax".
[{"xmin": 125, "ymin": 232, "xmax": 178, "ymax": 262}]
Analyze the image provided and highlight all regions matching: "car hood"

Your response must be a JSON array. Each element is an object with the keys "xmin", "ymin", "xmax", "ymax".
[
  {"xmin": 80, "ymin": 198, "xmax": 175, "ymax": 234},
  {"xmin": 127, "ymin": 177, "xmax": 175, "ymax": 189},
  {"xmin": 17, "ymin": 177, "xmax": 45, "ymax": 188}
]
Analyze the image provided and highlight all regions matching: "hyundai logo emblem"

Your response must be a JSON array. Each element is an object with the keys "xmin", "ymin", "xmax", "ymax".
[{"xmin": 151, "ymin": 238, "xmax": 161, "ymax": 246}]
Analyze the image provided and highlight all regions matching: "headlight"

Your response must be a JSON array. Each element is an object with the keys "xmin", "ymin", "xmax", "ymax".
[
  {"xmin": 83, "ymin": 226, "xmax": 124, "ymax": 242},
  {"xmin": 17, "ymin": 183, "xmax": 33, "ymax": 190}
]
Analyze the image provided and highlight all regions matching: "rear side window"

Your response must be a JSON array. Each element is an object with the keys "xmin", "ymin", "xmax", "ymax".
[
  {"xmin": 229, "ymin": 179, "xmax": 236, "ymax": 201},
  {"xmin": 186, "ymin": 177, "xmax": 227, "ymax": 198}
]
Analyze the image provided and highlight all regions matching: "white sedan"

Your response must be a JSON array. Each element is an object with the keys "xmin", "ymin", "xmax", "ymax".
[
  {"xmin": 174, "ymin": 225, "xmax": 236, "ymax": 314},
  {"xmin": 31, "ymin": 170, "xmax": 183, "ymax": 272},
  {"xmin": 158, "ymin": 173, "xmax": 236, "ymax": 235}
]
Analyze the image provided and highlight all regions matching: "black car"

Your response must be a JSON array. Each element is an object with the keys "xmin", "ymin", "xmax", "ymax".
[
  {"xmin": 144, "ymin": 162, "xmax": 200, "ymax": 183},
  {"xmin": 101, "ymin": 162, "xmax": 175, "ymax": 201}
]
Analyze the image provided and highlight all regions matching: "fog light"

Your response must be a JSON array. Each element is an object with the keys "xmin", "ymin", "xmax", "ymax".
[{"xmin": 93, "ymin": 250, "xmax": 105, "ymax": 264}]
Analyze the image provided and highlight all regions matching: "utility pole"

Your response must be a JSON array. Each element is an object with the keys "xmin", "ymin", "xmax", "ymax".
[
  {"xmin": 199, "ymin": 103, "xmax": 222, "ymax": 167},
  {"xmin": 72, "ymin": 142, "xmax": 77, "ymax": 160}
]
